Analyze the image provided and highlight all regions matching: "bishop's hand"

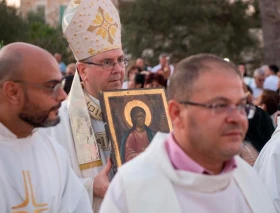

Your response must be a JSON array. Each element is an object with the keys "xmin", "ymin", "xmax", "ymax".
[{"xmin": 93, "ymin": 157, "xmax": 112, "ymax": 198}]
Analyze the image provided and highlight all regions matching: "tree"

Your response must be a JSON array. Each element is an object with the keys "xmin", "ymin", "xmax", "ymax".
[
  {"xmin": 0, "ymin": 2, "xmax": 73, "ymax": 64},
  {"xmin": 0, "ymin": 0, "xmax": 27, "ymax": 44},
  {"xmin": 120, "ymin": 0, "xmax": 260, "ymax": 65},
  {"xmin": 258, "ymin": 0, "xmax": 280, "ymax": 66},
  {"xmin": 25, "ymin": 11, "xmax": 72, "ymax": 63}
]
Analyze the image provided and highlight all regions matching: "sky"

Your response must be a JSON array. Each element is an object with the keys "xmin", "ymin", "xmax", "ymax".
[{"xmin": 6, "ymin": 0, "xmax": 20, "ymax": 7}]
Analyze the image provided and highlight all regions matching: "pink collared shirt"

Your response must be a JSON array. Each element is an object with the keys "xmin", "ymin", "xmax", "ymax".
[{"xmin": 165, "ymin": 133, "xmax": 237, "ymax": 175}]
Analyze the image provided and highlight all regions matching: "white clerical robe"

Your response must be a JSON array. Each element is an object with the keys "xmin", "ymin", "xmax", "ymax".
[
  {"xmin": 254, "ymin": 125, "xmax": 280, "ymax": 212},
  {"xmin": 0, "ymin": 123, "xmax": 92, "ymax": 213},
  {"xmin": 41, "ymin": 97, "xmax": 110, "ymax": 212},
  {"xmin": 100, "ymin": 133, "xmax": 276, "ymax": 213}
]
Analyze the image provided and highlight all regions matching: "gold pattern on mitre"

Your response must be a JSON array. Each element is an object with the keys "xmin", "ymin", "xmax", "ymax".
[
  {"xmin": 87, "ymin": 7, "xmax": 118, "ymax": 45},
  {"xmin": 62, "ymin": 0, "xmax": 122, "ymax": 60}
]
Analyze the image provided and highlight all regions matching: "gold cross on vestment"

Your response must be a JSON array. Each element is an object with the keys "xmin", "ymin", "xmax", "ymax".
[{"xmin": 11, "ymin": 170, "xmax": 49, "ymax": 213}]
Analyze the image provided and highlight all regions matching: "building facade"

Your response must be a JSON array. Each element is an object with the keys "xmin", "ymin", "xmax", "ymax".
[{"xmin": 20, "ymin": 0, "xmax": 126, "ymax": 26}]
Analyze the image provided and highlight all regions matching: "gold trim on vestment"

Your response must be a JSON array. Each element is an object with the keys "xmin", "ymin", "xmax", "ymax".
[
  {"xmin": 79, "ymin": 160, "xmax": 103, "ymax": 170},
  {"xmin": 84, "ymin": 93, "xmax": 103, "ymax": 121},
  {"xmin": 67, "ymin": 71, "xmax": 102, "ymax": 170}
]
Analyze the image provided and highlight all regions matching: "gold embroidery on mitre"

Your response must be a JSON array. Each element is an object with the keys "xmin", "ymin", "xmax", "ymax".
[
  {"xmin": 12, "ymin": 171, "xmax": 49, "ymax": 213},
  {"xmin": 74, "ymin": 0, "xmax": 81, "ymax": 5},
  {"xmin": 87, "ymin": 7, "xmax": 118, "ymax": 44},
  {"xmin": 88, "ymin": 48, "xmax": 95, "ymax": 56}
]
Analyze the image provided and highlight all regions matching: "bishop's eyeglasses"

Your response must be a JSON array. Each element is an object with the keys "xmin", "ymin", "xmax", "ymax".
[
  {"xmin": 12, "ymin": 79, "xmax": 66, "ymax": 98},
  {"xmin": 179, "ymin": 100, "xmax": 256, "ymax": 119},
  {"xmin": 81, "ymin": 58, "xmax": 129, "ymax": 71}
]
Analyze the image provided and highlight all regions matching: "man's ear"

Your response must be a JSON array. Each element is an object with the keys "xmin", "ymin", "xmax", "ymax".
[
  {"xmin": 77, "ymin": 63, "xmax": 87, "ymax": 82},
  {"xmin": 168, "ymin": 100, "xmax": 185, "ymax": 129},
  {"xmin": 2, "ymin": 81, "xmax": 21, "ymax": 105}
]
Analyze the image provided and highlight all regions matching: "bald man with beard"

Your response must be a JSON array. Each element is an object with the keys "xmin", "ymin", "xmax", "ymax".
[{"xmin": 0, "ymin": 42, "xmax": 92, "ymax": 213}]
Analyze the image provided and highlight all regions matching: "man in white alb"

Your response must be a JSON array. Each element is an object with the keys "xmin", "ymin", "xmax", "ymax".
[
  {"xmin": 0, "ymin": 42, "xmax": 92, "ymax": 213},
  {"xmin": 100, "ymin": 54, "xmax": 276, "ymax": 213},
  {"xmin": 42, "ymin": 0, "xmax": 126, "ymax": 212}
]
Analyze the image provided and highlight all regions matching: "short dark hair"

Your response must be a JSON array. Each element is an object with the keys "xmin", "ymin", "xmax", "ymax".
[
  {"xmin": 134, "ymin": 74, "xmax": 145, "ymax": 88},
  {"xmin": 260, "ymin": 89, "xmax": 280, "ymax": 115},
  {"xmin": 145, "ymin": 73, "xmax": 165, "ymax": 87},
  {"xmin": 269, "ymin": 64, "xmax": 279, "ymax": 74},
  {"xmin": 127, "ymin": 66, "xmax": 141, "ymax": 79},
  {"xmin": 168, "ymin": 54, "xmax": 241, "ymax": 101}
]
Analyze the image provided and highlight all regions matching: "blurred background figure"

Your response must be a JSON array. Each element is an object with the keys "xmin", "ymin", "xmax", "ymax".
[
  {"xmin": 152, "ymin": 53, "xmax": 174, "ymax": 87},
  {"xmin": 122, "ymin": 65, "xmax": 141, "ymax": 89},
  {"xmin": 263, "ymin": 64, "xmax": 279, "ymax": 91},
  {"xmin": 128, "ymin": 73, "xmax": 146, "ymax": 89},
  {"xmin": 136, "ymin": 57, "xmax": 152, "ymax": 71},
  {"xmin": 238, "ymin": 62, "xmax": 252, "ymax": 85},
  {"xmin": 63, "ymin": 63, "xmax": 77, "ymax": 94},
  {"xmin": 247, "ymin": 67, "xmax": 265, "ymax": 100},
  {"xmin": 240, "ymin": 83, "xmax": 275, "ymax": 166},
  {"xmin": 66, "ymin": 63, "xmax": 76, "ymax": 76},
  {"xmin": 144, "ymin": 73, "xmax": 166, "ymax": 88},
  {"xmin": 254, "ymin": 89, "xmax": 280, "ymax": 126},
  {"xmin": 54, "ymin": 52, "xmax": 66, "ymax": 75}
]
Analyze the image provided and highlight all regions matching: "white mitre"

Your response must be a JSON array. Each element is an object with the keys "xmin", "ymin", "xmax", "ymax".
[{"xmin": 62, "ymin": 0, "xmax": 122, "ymax": 60}]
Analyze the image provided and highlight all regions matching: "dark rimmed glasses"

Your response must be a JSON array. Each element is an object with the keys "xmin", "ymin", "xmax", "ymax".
[
  {"xmin": 12, "ymin": 79, "xmax": 66, "ymax": 98},
  {"xmin": 179, "ymin": 100, "xmax": 256, "ymax": 119},
  {"xmin": 81, "ymin": 58, "xmax": 129, "ymax": 71}
]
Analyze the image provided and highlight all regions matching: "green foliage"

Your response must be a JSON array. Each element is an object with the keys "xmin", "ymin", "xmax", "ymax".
[
  {"xmin": 24, "ymin": 11, "xmax": 72, "ymax": 63},
  {"xmin": 0, "ymin": 2, "xmax": 73, "ymax": 64},
  {"xmin": 0, "ymin": 40, "xmax": 4, "ymax": 49},
  {"xmin": 120, "ymin": 0, "xmax": 261, "ymax": 64},
  {"xmin": 0, "ymin": 0, "xmax": 28, "ymax": 44}
]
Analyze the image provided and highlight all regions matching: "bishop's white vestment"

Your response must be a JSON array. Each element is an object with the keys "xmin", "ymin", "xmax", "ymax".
[
  {"xmin": 100, "ymin": 133, "xmax": 276, "ymax": 213},
  {"xmin": 0, "ymin": 123, "xmax": 92, "ymax": 213},
  {"xmin": 254, "ymin": 125, "xmax": 280, "ymax": 212},
  {"xmin": 41, "ymin": 96, "xmax": 110, "ymax": 212}
]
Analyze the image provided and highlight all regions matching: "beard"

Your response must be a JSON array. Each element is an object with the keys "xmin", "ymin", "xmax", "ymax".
[
  {"xmin": 20, "ymin": 111, "xmax": 60, "ymax": 128},
  {"xmin": 19, "ymin": 92, "xmax": 61, "ymax": 128}
]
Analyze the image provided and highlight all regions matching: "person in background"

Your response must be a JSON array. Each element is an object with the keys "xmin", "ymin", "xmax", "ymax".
[
  {"xmin": 128, "ymin": 74, "xmax": 145, "ymax": 89},
  {"xmin": 100, "ymin": 54, "xmax": 276, "ymax": 213},
  {"xmin": 263, "ymin": 64, "xmax": 279, "ymax": 91},
  {"xmin": 144, "ymin": 73, "xmax": 166, "ymax": 88},
  {"xmin": 122, "ymin": 66, "xmax": 141, "ymax": 89},
  {"xmin": 54, "ymin": 53, "xmax": 67, "ymax": 75},
  {"xmin": 238, "ymin": 62, "xmax": 252, "ymax": 86},
  {"xmin": 240, "ymin": 84, "xmax": 275, "ymax": 166},
  {"xmin": 0, "ymin": 42, "xmax": 92, "ymax": 213},
  {"xmin": 152, "ymin": 53, "xmax": 174, "ymax": 87},
  {"xmin": 136, "ymin": 58, "xmax": 152, "ymax": 71},
  {"xmin": 66, "ymin": 63, "xmax": 76, "ymax": 76},
  {"xmin": 254, "ymin": 89, "xmax": 280, "ymax": 126},
  {"xmin": 248, "ymin": 67, "xmax": 265, "ymax": 100},
  {"xmin": 63, "ymin": 63, "xmax": 76, "ymax": 94}
]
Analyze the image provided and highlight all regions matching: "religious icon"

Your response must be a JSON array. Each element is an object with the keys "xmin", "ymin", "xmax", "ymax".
[{"xmin": 100, "ymin": 88, "xmax": 172, "ymax": 174}]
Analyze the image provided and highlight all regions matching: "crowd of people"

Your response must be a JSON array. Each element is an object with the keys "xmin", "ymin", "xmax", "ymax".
[{"xmin": 1, "ymin": 0, "xmax": 280, "ymax": 212}]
